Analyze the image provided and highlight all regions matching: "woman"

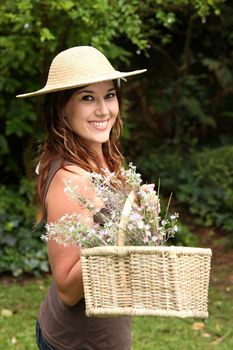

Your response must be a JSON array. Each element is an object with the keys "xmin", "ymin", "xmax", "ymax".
[{"xmin": 17, "ymin": 46, "xmax": 146, "ymax": 350}]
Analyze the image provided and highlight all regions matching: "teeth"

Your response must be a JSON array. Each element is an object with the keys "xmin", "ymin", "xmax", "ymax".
[{"xmin": 90, "ymin": 121, "xmax": 108, "ymax": 126}]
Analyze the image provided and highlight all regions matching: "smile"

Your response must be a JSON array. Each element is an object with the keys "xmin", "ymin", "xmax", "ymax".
[{"xmin": 88, "ymin": 120, "xmax": 109, "ymax": 130}]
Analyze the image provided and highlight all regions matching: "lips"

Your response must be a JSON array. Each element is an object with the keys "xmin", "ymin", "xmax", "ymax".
[{"xmin": 88, "ymin": 120, "xmax": 109, "ymax": 130}]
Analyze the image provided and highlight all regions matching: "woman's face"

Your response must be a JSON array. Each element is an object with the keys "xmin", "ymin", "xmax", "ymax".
[{"xmin": 64, "ymin": 81, "xmax": 119, "ymax": 151}]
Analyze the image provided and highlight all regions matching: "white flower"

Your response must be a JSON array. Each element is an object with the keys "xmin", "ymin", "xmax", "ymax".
[
  {"xmin": 42, "ymin": 163, "xmax": 179, "ymax": 248},
  {"xmin": 171, "ymin": 213, "xmax": 179, "ymax": 220},
  {"xmin": 137, "ymin": 220, "xmax": 144, "ymax": 229},
  {"xmin": 105, "ymin": 222, "xmax": 113, "ymax": 227},
  {"xmin": 130, "ymin": 212, "xmax": 141, "ymax": 221}
]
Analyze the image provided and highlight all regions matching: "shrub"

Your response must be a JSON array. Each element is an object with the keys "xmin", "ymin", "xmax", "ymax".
[
  {"xmin": 178, "ymin": 146, "xmax": 233, "ymax": 231},
  {"xmin": 137, "ymin": 146, "xmax": 233, "ymax": 233},
  {"xmin": 2, "ymin": 145, "xmax": 232, "ymax": 276},
  {"xmin": 0, "ymin": 180, "xmax": 48, "ymax": 277}
]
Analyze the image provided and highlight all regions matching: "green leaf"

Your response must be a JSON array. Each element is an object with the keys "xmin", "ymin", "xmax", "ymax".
[
  {"xmin": 0, "ymin": 135, "xmax": 9, "ymax": 154},
  {"xmin": 40, "ymin": 28, "xmax": 55, "ymax": 42}
]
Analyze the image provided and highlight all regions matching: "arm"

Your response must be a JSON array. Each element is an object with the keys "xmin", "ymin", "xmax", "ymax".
[{"xmin": 46, "ymin": 165, "xmax": 99, "ymax": 306}]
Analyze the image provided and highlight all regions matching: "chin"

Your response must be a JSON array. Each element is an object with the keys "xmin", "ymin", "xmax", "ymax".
[
  {"xmin": 93, "ymin": 134, "xmax": 111, "ymax": 144},
  {"xmin": 96, "ymin": 137, "xmax": 110, "ymax": 144},
  {"xmin": 83, "ymin": 137, "xmax": 109, "ymax": 149}
]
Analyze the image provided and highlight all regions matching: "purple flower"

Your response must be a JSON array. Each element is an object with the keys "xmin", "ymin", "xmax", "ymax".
[{"xmin": 130, "ymin": 212, "xmax": 142, "ymax": 221}]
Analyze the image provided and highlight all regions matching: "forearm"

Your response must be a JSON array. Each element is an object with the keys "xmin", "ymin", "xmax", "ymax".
[
  {"xmin": 48, "ymin": 239, "xmax": 85, "ymax": 306},
  {"xmin": 55, "ymin": 259, "xmax": 84, "ymax": 306}
]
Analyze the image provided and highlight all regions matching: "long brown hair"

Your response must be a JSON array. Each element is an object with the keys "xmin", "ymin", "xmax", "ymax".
[{"xmin": 36, "ymin": 81, "xmax": 125, "ymax": 223}]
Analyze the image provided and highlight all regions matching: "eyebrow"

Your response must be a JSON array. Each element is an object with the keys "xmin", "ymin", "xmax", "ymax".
[{"xmin": 76, "ymin": 87, "xmax": 116, "ymax": 94}]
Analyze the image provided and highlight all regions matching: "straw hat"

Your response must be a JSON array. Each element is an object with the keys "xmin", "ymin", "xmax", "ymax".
[{"xmin": 16, "ymin": 46, "xmax": 147, "ymax": 98}]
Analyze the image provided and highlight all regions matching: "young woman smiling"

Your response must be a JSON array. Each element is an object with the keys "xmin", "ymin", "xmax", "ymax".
[{"xmin": 17, "ymin": 46, "xmax": 146, "ymax": 350}]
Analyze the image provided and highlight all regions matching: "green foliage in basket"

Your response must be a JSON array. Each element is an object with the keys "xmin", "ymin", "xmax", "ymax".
[
  {"xmin": 43, "ymin": 164, "xmax": 179, "ymax": 248},
  {"xmin": 138, "ymin": 145, "xmax": 233, "ymax": 233}
]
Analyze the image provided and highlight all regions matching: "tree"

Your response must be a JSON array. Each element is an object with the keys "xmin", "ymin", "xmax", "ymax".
[
  {"xmin": 1, "ymin": 0, "xmax": 229, "ymax": 275},
  {"xmin": 0, "ymin": 0, "xmax": 224, "ymax": 181}
]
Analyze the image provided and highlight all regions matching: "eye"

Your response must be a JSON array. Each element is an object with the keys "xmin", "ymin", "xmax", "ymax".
[
  {"xmin": 105, "ymin": 92, "xmax": 116, "ymax": 99},
  {"xmin": 81, "ymin": 95, "xmax": 94, "ymax": 101}
]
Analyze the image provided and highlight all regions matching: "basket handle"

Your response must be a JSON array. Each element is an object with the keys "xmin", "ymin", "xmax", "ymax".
[{"xmin": 117, "ymin": 190, "xmax": 137, "ymax": 246}]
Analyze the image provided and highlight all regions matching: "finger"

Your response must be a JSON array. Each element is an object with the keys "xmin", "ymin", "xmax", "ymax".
[{"xmin": 141, "ymin": 184, "xmax": 155, "ymax": 191}]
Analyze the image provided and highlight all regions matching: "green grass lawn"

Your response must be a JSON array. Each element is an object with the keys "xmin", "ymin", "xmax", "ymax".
[{"xmin": 0, "ymin": 275, "xmax": 232, "ymax": 350}]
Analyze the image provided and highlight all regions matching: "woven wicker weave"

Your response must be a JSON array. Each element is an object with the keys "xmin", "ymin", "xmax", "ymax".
[{"xmin": 80, "ymin": 191, "xmax": 212, "ymax": 318}]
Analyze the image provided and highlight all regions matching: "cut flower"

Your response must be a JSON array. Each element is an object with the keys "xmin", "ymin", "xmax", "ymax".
[{"xmin": 42, "ymin": 163, "xmax": 179, "ymax": 248}]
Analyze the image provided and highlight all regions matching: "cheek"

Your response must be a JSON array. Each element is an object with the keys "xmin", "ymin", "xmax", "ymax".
[
  {"xmin": 66, "ymin": 113, "xmax": 78, "ymax": 130},
  {"xmin": 112, "ymin": 100, "xmax": 119, "ymax": 118},
  {"xmin": 66, "ymin": 105, "xmax": 85, "ymax": 130}
]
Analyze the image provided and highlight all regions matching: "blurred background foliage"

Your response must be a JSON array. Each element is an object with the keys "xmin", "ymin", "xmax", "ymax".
[{"xmin": 0, "ymin": 0, "xmax": 232, "ymax": 276}]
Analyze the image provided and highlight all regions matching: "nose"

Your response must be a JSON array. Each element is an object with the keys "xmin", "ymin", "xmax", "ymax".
[{"xmin": 95, "ymin": 99, "xmax": 109, "ymax": 117}]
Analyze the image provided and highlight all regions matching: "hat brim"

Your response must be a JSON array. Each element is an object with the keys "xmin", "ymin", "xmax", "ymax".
[{"xmin": 16, "ymin": 69, "xmax": 147, "ymax": 98}]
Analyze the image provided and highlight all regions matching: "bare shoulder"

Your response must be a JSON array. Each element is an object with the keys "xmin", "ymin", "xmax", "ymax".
[
  {"xmin": 46, "ymin": 165, "xmax": 93, "ymax": 222},
  {"xmin": 55, "ymin": 164, "xmax": 90, "ymax": 182},
  {"xmin": 64, "ymin": 164, "xmax": 90, "ymax": 177}
]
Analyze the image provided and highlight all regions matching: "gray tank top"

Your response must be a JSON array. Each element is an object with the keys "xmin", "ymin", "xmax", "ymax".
[{"xmin": 38, "ymin": 158, "xmax": 131, "ymax": 350}]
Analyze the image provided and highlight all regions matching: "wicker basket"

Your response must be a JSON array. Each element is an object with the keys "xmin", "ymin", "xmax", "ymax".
[{"xmin": 80, "ymin": 191, "xmax": 212, "ymax": 318}]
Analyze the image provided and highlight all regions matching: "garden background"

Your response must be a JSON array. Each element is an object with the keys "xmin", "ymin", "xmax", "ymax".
[{"xmin": 0, "ymin": 0, "xmax": 233, "ymax": 349}]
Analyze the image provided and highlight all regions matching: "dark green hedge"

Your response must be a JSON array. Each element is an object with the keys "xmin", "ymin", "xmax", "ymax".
[
  {"xmin": 138, "ymin": 145, "xmax": 233, "ymax": 233},
  {"xmin": 0, "ymin": 180, "xmax": 48, "ymax": 277}
]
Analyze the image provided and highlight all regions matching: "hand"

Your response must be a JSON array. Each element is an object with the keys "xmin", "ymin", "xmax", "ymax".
[
  {"xmin": 140, "ymin": 183, "xmax": 155, "ymax": 192},
  {"xmin": 139, "ymin": 183, "xmax": 160, "ymax": 214}
]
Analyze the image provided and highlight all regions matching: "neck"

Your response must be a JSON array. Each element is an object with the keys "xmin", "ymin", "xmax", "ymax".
[{"xmin": 89, "ymin": 143, "xmax": 108, "ymax": 170}]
